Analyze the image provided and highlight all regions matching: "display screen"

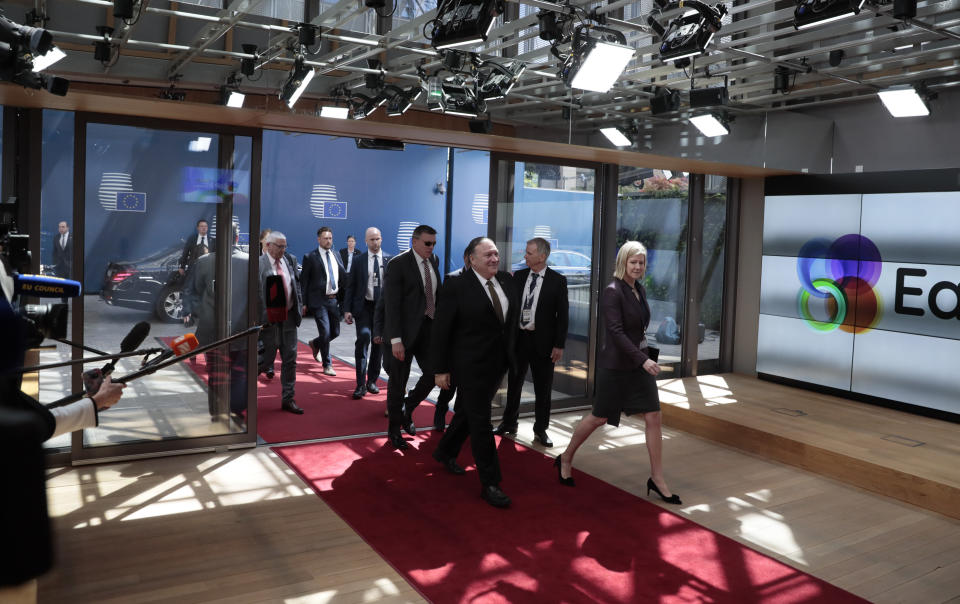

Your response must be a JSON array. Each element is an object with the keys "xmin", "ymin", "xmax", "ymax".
[{"xmin": 758, "ymin": 191, "xmax": 960, "ymax": 417}]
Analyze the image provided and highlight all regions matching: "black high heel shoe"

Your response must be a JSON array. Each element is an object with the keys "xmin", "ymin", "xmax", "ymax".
[
  {"xmin": 647, "ymin": 478, "xmax": 681, "ymax": 504},
  {"xmin": 553, "ymin": 456, "xmax": 575, "ymax": 487}
]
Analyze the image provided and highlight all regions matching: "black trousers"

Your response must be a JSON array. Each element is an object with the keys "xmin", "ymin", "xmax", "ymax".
[
  {"xmin": 354, "ymin": 300, "xmax": 383, "ymax": 388},
  {"xmin": 503, "ymin": 330, "xmax": 556, "ymax": 432},
  {"xmin": 435, "ymin": 374, "xmax": 504, "ymax": 487},
  {"xmin": 386, "ymin": 318, "xmax": 432, "ymax": 431}
]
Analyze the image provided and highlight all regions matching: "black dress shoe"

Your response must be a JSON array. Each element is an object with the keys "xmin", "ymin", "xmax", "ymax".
[
  {"xmin": 309, "ymin": 339, "xmax": 320, "ymax": 361},
  {"xmin": 431, "ymin": 450, "xmax": 465, "ymax": 475},
  {"xmin": 493, "ymin": 423, "xmax": 518, "ymax": 436},
  {"xmin": 402, "ymin": 412, "xmax": 416, "ymax": 436},
  {"xmin": 388, "ymin": 432, "xmax": 409, "ymax": 450},
  {"xmin": 480, "ymin": 485, "xmax": 511, "ymax": 508},
  {"xmin": 352, "ymin": 386, "xmax": 365, "ymax": 399},
  {"xmin": 366, "ymin": 382, "xmax": 380, "ymax": 394},
  {"xmin": 281, "ymin": 400, "xmax": 304, "ymax": 414},
  {"xmin": 533, "ymin": 429, "xmax": 554, "ymax": 447}
]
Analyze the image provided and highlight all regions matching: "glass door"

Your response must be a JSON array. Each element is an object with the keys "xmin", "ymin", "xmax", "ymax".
[
  {"xmin": 71, "ymin": 116, "xmax": 259, "ymax": 461},
  {"xmin": 492, "ymin": 157, "xmax": 599, "ymax": 411}
]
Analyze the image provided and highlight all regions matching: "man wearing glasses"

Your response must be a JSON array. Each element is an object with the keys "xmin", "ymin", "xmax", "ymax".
[
  {"xmin": 382, "ymin": 225, "xmax": 442, "ymax": 449},
  {"xmin": 259, "ymin": 231, "xmax": 304, "ymax": 414}
]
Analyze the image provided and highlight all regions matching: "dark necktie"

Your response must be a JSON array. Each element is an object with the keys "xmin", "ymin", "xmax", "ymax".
[
  {"xmin": 487, "ymin": 279, "xmax": 504, "ymax": 323},
  {"xmin": 423, "ymin": 258, "xmax": 434, "ymax": 319},
  {"xmin": 325, "ymin": 250, "xmax": 337, "ymax": 291},
  {"xmin": 373, "ymin": 254, "xmax": 381, "ymax": 300}
]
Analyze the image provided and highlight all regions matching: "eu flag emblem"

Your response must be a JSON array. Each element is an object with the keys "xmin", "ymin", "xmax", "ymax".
[
  {"xmin": 323, "ymin": 201, "xmax": 347, "ymax": 219},
  {"xmin": 115, "ymin": 191, "xmax": 147, "ymax": 212}
]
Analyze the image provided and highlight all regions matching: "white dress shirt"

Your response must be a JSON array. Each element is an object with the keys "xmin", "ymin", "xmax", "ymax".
[
  {"xmin": 519, "ymin": 268, "xmax": 546, "ymax": 330},
  {"xmin": 474, "ymin": 270, "xmax": 509, "ymax": 320},
  {"xmin": 196, "ymin": 235, "xmax": 209, "ymax": 247},
  {"xmin": 320, "ymin": 246, "xmax": 339, "ymax": 295},
  {"xmin": 366, "ymin": 251, "xmax": 384, "ymax": 301},
  {"xmin": 272, "ymin": 255, "xmax": 294, "ymax": 309},
  {"xmin": 60, "ymin": 233, "xmax": 68, "ymax": 248}
]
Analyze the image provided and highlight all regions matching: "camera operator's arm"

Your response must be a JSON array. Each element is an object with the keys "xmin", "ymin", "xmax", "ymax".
[{"xmin": 47, "ymin": 380, "xmax": 126, "ymax": 438}]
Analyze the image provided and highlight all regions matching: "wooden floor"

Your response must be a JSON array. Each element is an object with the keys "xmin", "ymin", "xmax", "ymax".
[{"xmin": 37, "ymin": 376, "xmax": 960, "ymax": 603}]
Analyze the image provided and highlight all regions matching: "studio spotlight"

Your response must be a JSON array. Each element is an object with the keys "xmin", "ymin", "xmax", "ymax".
[
  {"xmin": 773, "ymin": 65, "xmax": 792, "ymax": 94},
  {"xmin": 793, "ymin": 0, "xmax": 865, "ymax": 30},
  {"xmin": 240, "ymin": 44, "xmax": 258, "ymax": 76},
  {"xmin": 650, "ymin": 87, "xmax": 681, "ymax": 114},
  {"xmin": 477, "ymin": 59, "xmax": 525, "ymax": 101},
  {"xmin": 877, "ymin": 85, "xmax": 930, "ymax": 117},
  {"xmin": 600, "ymin": 126, "xmax": 632, "ymax": 147},
  {"xmin": 279, "ymin": 55, "xmax": 315, "ymax": 109},
  {"xmin": 429, "ymin": 0, "xmax": 504, "ymax": 50},
  {"xmin": 31, "ymin": 46, "xmax": 66, "ymax": 72},
  {"xmin": 559, "ymin": 25, "xmax": 634, "ymax": 93},
  {"xmin": 114, "ymin": 0, "xmax": 135, "ymax": 20},
  {"xmin": 440, "ymin": 82, "xmax": 482, "ymax": 117},
  {"xmin": 93, "ymin": 25, "xmax": 114, "ymax": 63},
  {"xmin": 537, "ymin": 10, "xmax": 562, "ymax": 41},
  {"xmin": 689, "ymin": 85, "xmax": 728, "ymax": 107},
  {"xmin": 384, "ymin": 85, "xmax": 424, "ymax": 116},
  {"xmin": 296, "ymin": 22, "xmax": 318, "ymax": 47},
  {"xmin": 689, "ymin": 113, "xmax": 729, "ymax": 137},
  {"xmin": 350, "ymin": 92, "xmax": 386, "ymax": 120},
  {"xmin": 828, "ymin": 49, "xmax": 845, "ymax": 67},
  {"xmin": 648, "ymin": 1, "xmax": 727, "ymax": 64},
  {"xmin": 893, "ymin": 0, "xmax": 917, "ymax": 19}
]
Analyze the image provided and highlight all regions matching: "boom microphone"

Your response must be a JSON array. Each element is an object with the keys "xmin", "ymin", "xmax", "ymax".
[
  {"xmin": 141, "ymin": 333, "xmax": 199, "ymax": 369},
  {"xmin": 264, "ymin": 274, "xmax": 288, "ymax": 324},
  {"xmin": 13, "ymin": 274, "xmax": 83, "ymax": 298},
  {"xmin": 100, "ymin": 321, "xmax": 151, "ymax": 377}
]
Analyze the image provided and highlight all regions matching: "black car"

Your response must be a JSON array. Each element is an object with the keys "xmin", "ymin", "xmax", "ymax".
[{"xmin": 101, "ymin": 244, "xmax": 185, "ymax": 323}]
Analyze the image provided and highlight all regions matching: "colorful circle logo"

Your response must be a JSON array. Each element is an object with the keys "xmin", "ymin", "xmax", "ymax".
[{"xmin": 796, "ymin": 234, "xmax": 883, "ymax": 333}]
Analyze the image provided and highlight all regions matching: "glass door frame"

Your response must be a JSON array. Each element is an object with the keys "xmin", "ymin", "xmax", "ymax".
[
  {"xmin": 488, "ymin": 151, "xmax": 609, "ymax": 409},
  {"xmin": 69, "ymin": 112, "xmax": 262, "ymax": 464}
]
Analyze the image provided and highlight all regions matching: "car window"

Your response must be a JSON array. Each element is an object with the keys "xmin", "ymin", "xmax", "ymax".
[
  {"xmin": 550, "ymin": 252, "xmax": 567, "ymax": 265},
  {"xmin": 569, "ymin": 253, "xmax": 591, "ymax": 268}
]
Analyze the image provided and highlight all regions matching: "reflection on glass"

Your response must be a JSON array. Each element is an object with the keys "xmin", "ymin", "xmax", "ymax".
[
  {"xmin": 39, "ymin": 109, "xmax": 75, "ymax": 450},
  {"xmin": 617, "ymin": 168, "xmax": 689, "ymax": 376},
  {"xmin": 450, "ymin": 149, "xmax": 489, "ymax": 273},
  {"xmin": 502, "ymin": 161, "xmax": 595, "ymax": 405},
  {"xmin": 698, "ymin": 175, "xmax": 727, "ymax": 372},
  {"xmin": 82, "ymin": 124, "xmax": 252, "ymax": 446}
]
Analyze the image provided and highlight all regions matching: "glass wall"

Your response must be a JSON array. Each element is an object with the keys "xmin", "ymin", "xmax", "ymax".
[
  {"xmin": 39, "ymin": 110, "xmax": 76, "ymax": 450},
  {"xmin": 495, "ymin": 159, "xmax": 597, "ymax": 408},
  {"xmin": 81, "ymin": 123, "xmax": 253, "ymax": 448},
  {"xmin": 698, "ymin": 175, "xmax": 728, "ymax": 373},
  {"xmin": 449, "ymin": 149, "xmax": 490, "ymax": 272},
  {"xmin": 616, "ymin": 168, "xmax": 689, "ymax": 377}
]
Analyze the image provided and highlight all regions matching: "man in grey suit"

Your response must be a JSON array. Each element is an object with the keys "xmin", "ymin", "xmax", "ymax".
[
  {"xmin": 182, "ymin": 224, "xmax": 249, "ymax": 421},
  {"xmin": 259, "ymin": 231, "xmax": 305, "ymax": 414}
]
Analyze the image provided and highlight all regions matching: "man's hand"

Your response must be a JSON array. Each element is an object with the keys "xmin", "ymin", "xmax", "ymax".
[
  {"xmin": 435, "ymin": 373, "xmax": 451, "ymax": 390},
  {"xmin": 183, "ymin": 313, "xmax": 191, "ymax": 325},
  {"xmin": 550, "ymin": 347, "xmax": 563, "ymax": 364},
  {"xmin": 344, "ymin": 312, "xmax": 354, "ymax": 325},
  {"xmin": 91, "ymin": 380, "xmax": 126, "ymax": 411},
  {"xmin": 373, "ymin": 336, "xmax": 383, "ymax": 344},
  {"xmin": 302, "ymin": 305, "xmax": 308, "ymax": 316},
  {"xmin": 178, "ymin": 268, "xmax": 185, "ymax": 276},
  {"xmin": 392, "ymin": 342, "xmax": 405, "ymax": 361}
]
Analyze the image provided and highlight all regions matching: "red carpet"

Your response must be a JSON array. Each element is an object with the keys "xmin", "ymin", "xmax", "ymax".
[
  {"xmin": 168, "ymin": 338, "xmax": 447, "ymax": 443},
  {"xmin": 274, "ymin": 434, "xmax": 869, "ymax": 604}
]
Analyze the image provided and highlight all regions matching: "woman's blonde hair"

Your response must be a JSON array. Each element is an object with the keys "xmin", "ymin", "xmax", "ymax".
[{"xmin": 613, "ymin": 241, "xmax": 647, "ymax": 280}]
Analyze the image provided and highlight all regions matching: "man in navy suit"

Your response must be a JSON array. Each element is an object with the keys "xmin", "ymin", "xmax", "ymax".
[
  {"xmin": 301, "ymin": 226, "xmax": 347, "ymax": 376},
  {"xmin": 496, "ymin": 237, "xmax": 569, "ymax": 447},
  {"xmin": 431, "ymin": 237, "xmax": 519, "ymax": 508},
  {"xmin": 382, "ymin": 224, "xmax": 441, "ymax": 450},
  {"xmin": 344, "ymin": 227, "xmax": 391, "ymax": 399},
  {"xmin": 51, "ymin": 221, "xmax": 72, "ymax": 302}
]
